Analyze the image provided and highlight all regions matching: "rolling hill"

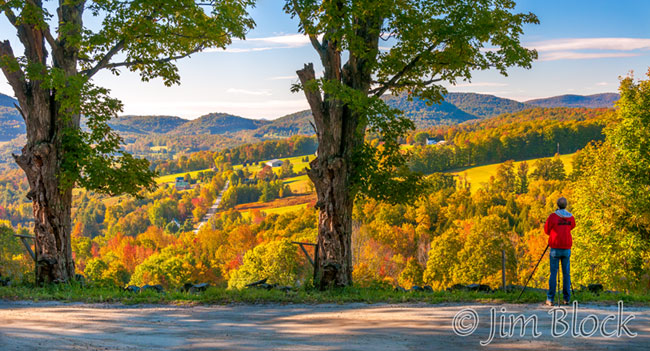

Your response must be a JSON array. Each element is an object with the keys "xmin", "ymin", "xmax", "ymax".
[
  {"xmin": 170, "ymin": 112, "xmax": 270, "ymax": 135},
  {"xmin": 109, "ymin": 115, "xmax": 188, "ymax": 134},
  {"xmin": 382, "ymin": 93, "xmax": 478, "ymax": 127},
  {"xmin": 253, "ymin": 110, "xmax": 314, "ymax": 137},
  {"xmin": 0, "ymin": 93, "xmax": 24, "ymax": 141},
  {"xmin": 451, "ymin": 153, "xmax": 575, "ymax": 192},
  {"xmin": 0, "ymin": 91, "xmax": 620, "ymax": 143},
  {"xmin": 443, "ymin": 92, "xmax": 528, "ymax": 118},
  {"xmin": 0, "ymin": 92, "xmax": 18, "ymax": 108},
  {"xmin": 525, "ymin": 93, "xmax": 619, "ymax": 108}
]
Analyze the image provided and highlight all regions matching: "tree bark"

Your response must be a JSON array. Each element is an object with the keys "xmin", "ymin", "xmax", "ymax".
[{"xmin": 15, "ymin": 139, "xmax": 75, "ymax": 284}]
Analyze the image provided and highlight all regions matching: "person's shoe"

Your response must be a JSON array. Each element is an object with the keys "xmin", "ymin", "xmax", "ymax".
[
  {"xmin": 562, "ymin": 300, "xmax": 570, "ymax": 305},
  {"xmin": 545, "ymin": 300, "xmax": 553, "ymax": 306}
]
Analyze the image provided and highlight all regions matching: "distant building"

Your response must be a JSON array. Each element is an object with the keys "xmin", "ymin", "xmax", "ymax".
[
  {"xmin": 426, "ymin": 138, "xmax": 446, "ymax": 146},
  {"xmin": 175, "ymin": 177, "xmax": 190, "ymax": 190},
  {"xmin": 265, "ymin": 159, "xmax": 284, "ymax": 168}
]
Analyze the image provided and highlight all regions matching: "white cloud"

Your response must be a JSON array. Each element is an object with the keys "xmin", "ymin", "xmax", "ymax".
[
  {"xmin": 531, "ymin": 38, "xmax": 650, "ymax": 52},
  {"xmin": 524, "ymin": 37, "xmax": 650, "ymax": 62},
  {"xmin": 267, "ymin": 75, "xmax": 298, "ymax": 80},
  {"xmin": 204, "ymin": 47, "xmax": 273, "ymax": 54},
  {"xmin": 203, "ymin": 34, "xmax": 324, "ymax": 54},
  {"xmin": 596, "ymin": 81, "xmax": 609, "ymax": 86},
  {"xmin": 538, "ymin": 51, "xmax": 638, "ymax": 62},
  {"xmin": 226, "ymin": 88, "xmax": 272, "ymax": 96},
  {"xmin": 247, "ymin": 34, "xmax": 312, "ymax": 48},
  {"xmin": 454, "ymin": 82, "xmax": 508, "ymax": 88}
]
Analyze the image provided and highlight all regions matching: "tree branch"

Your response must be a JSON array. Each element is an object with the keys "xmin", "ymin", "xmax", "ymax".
[
  {"xmin": 0, "ymin": 40, "xmax": 28, "ymax": 105},
  {"xmin": 296, "ymin": 63, "xmax": 325, "ymax": 136},
  {"xmin": 289, "ymin": 0, "xmax": 325, "ymax": 56},
  {"xmin": 104, "ymin": 45, "xmax": 203, "ymax": 70},
  {"xmin": 371, "ymin": 42, "xmax": 439, "ymax": 98},
  {"xmin": 82, "ymin": 39, "xmax": 125, "ymax": 78},
  {"xmin": 82, "ymin": 42, "xmax": 206, "ymax": 78},
  {"xmin": 369, "ymin": 77, "xmax": 445, "ymax": 95}
]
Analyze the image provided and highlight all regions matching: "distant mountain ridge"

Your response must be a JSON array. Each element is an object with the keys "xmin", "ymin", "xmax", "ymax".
[
  {"xmin": 525, "ymin": 93, "xmax": 619, "ymax": 108},
  {"xmin": 0, "ymin": 91, "xmax": 620, "ymax": 142},
  {"xmin": 109, "ymin": 115, "xmax": 188, "ymax": 134}
]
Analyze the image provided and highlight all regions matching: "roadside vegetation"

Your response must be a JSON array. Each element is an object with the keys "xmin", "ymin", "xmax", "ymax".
[{"xmin": 2, "ymin": 283, "xmax": 649, "ymax": 306}]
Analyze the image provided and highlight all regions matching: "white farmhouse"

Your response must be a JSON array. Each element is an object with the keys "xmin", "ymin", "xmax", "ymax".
[{"xmin": 265, "ymin": 159, "xmax": 284, "ymax": 168}]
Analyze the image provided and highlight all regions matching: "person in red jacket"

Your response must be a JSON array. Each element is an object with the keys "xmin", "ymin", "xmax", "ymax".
[{"xmin": 544, "ymin": 197, "xmax": 576, "ymax": 306}]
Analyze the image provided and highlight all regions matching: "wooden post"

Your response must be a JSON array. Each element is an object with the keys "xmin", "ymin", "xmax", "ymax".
[
  {"xmin": 501, "ymin": 249, "xmax": 506, "ymax": 292},
  {"xmin": 14, "ymin": 234, "xmax": 35, "ymax": 262},
  {"xmin": 291, "ymin": 241, "xmax": 319, "ymax": 285},
  {"xmin": 313, "ymin": 243, "xmax": 319, "ymax": 285}
]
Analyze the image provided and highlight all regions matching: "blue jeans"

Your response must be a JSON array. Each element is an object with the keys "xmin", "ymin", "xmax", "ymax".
[{"xmin": 547, "ymin": 248, "xmax": 571, "ymax": 302}]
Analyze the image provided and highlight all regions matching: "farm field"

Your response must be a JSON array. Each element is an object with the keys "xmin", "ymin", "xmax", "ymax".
[
  {"xmin": 235, "ymin": 194, "xmax": 316, "ymax": 219},
  {"xmin": 450, "ymin": 153, "xmax": 575, "ymax": 192},
  {"xmin": 233, "ymin": 155, "xmax": 314, "ymax": 175},
  {"xmin": 283, "ymin": 174, "xmax": 311, "ymax": 193}
]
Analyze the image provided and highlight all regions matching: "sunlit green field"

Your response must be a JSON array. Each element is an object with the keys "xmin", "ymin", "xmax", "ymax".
[
  {"xmin": 451, "ymin": 153, "xmax": 575, "ymax": 192},
  {"xmin": 150, "ymin": 145, "xmax": 168, "ymax": 152},
  {"xmin": 233, "ymin": 155, "xmax": 314, "ymax": 175},
  {"xmin": 240, "ymin": 202, "xmax": 310, "ymax": 219},
  {"xmin": 283, "ymin": 174, "xmax": 311, "ymax": 193}
]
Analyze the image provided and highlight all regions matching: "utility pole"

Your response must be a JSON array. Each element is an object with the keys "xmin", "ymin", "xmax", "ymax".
[{"xmin": 557, "ymin": 142, "xmax": 560, "ymax": 155}]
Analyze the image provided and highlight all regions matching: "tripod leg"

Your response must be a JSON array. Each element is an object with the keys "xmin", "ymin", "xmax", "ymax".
[
  {"xmin": 517, "ymin": 244, "xmax": 549, "ymax": 301},
  {"xmin": 557, "ymin": 265, "xmax": 561, "ymax": 306}
]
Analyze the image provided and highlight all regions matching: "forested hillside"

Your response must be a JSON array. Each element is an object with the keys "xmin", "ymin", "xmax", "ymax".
[
  {"xmin": 108, "ymin": 115, "xmax": 189, "ymax": 134},
  {"xmin": 443, "ymin": 92, "xmax": 528, "ymax": 118},
  {"xmin": 407, "ymin": 107, "xmax": 609, "ymax": 174}
]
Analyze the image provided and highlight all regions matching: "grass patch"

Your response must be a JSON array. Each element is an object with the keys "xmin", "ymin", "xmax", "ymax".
[
  {"xmin": 1, "ymin": 284, "xmax": 648, "ymax": 306},
  {"xmin": 451, "ymin": 153, "xmax": 575, "ymax": 192}
]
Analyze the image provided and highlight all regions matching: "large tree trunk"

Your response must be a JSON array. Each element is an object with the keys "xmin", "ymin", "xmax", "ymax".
[
  {"xmin": 1, "ymin": 1, "xmax": 83, "ymax": 284},
  {"xmin": 296, "ymin": 10, "xmax": 379, "ymax": 288},
  {"xmin": 308, "ymin": 131, "xmax": 355, "ymax": 288},
  {"xmin": 298, "ymin": 62, "xmax": 366, "ymax": 288},
  {"xmin": 15, "ymin": 138, "xmax": 75, "ymax": 284},
  {"xmin": 13, "ymin": 65, "xmax": 77, "ymax": 284}
]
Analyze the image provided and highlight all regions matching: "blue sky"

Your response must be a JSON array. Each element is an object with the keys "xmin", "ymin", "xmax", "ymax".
[{"xmin": 1, "ymin": 0, "xmax": 650, "ymax": 119}]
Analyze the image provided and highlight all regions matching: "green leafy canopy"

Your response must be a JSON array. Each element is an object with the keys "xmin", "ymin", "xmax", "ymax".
[
  {"xmin": 0, "ymin": 0, "xmax": 255, "ymax": 196},
  {"xmin": 286, "ymin": 0, "xmax": 538, "ymax": 203}
]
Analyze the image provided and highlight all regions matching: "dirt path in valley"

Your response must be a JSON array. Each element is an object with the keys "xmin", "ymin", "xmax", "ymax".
[{"xmin": 0, "ymin": 301, "xmax": 648, "ymax": 350}]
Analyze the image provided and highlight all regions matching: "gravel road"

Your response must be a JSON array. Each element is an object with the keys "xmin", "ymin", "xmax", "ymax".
[{"xmin": 0, "ymin": 301, "xmax": 648, "ymax": 350}]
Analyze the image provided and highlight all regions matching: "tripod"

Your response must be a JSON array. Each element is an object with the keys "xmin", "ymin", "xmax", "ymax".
[{"xmin": 517, "ymin": 244, "xmax": 549, "ymax": 300}]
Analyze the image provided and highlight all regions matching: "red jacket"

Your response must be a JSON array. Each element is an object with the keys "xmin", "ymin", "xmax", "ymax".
[{"xmin": 544, "ymin": 212, "xmax": 575, "ymax": 249}]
